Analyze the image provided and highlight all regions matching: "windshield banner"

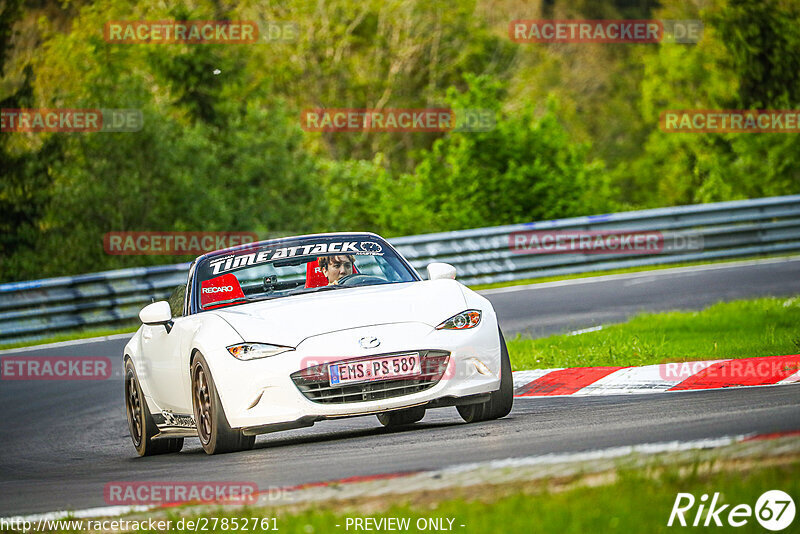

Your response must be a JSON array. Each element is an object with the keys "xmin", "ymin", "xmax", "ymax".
[{"xmin": 208, "ymin": 239, "xmax": 384, "ymax": 275}]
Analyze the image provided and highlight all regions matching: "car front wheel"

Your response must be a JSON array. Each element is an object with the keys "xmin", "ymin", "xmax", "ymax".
[
  {"xmin": 456, "ymin": 329, "xmax": 514, "ymax": 423},
  {"xmin": 377, "ymin": 406, "xmax": 426, "ymax": 427},
  {"xmin": 191, "ymin": 352, "xmax": 255, "ymax": 455}
]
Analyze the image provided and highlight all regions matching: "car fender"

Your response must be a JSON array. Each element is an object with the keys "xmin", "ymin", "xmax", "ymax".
[
  {"xmin": 188, "ymin": 313, "xmax": 246, "ymax": 415},
  {"xmin": 460, "ymin": 285, "xmax": 500, "ymax": 332},
  {"xmin": 122, "ymin": 326, "xmax": 153, "ymax": 398},
  {"xmin": 458, "ymin": 283, "xmax": 502, "ymax": 370}
]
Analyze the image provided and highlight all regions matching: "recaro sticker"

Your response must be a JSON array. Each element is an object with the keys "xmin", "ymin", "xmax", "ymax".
[{"xmin": 200, "ymin": 273, "xmax": 244, "ymax": 308}]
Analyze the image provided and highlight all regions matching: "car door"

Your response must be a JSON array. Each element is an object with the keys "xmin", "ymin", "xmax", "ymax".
[
  {"xmin": 140, "ymin": 284, "xmax": 194, "ymax": 413},
  {"xmin": 140, "ymin": 321, "xmax": 188, "ymax": 413}
]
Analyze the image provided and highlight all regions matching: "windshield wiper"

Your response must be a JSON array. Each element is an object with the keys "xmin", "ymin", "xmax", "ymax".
[
  {"xmin": 308, "ymin": 284, "xmax": 349, "ymax": 293},
  {"xmin": 202, "ymin": 296, "xmax": 249, "ymax": 309},
  {"xmin": 245, "ymin": 294, "xmax": 284, "ymax": 303},
  {"xmin": 206, "ymin": 286, "xmax": 348, "ymax": 308}
]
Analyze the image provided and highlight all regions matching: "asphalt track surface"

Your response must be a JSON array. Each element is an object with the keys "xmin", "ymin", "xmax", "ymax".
[{"xmin": 1, "ymin": 259, "xmax": 799, "ymax": 516}]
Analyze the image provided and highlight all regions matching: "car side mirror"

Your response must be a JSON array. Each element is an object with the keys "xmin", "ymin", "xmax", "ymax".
[
  {"xmin": 139, "ymin": 301, "xmax": 173, "ymax": 333},
  {"xmin": 427, "ymin": 262, "xmax": 457, "ymax": 281}
]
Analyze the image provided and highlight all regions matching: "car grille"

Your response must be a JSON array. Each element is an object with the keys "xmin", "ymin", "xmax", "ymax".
[{"xmin": 290, "ymin": 350, "xmax": 450, "ymax": 404}]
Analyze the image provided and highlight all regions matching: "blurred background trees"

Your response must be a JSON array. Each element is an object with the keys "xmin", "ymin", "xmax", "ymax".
[{"xmin": 0, "ymin": 0, "xmax": 798, "ymax": 280}]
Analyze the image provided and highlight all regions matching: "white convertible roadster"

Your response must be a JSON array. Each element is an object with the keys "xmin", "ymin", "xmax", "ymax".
[{"xmin": 124, "ymin": 233, "xmax": 512, "ymax": 455}]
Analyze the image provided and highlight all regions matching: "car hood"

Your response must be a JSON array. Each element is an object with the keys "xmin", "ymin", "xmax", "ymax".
[{"xmin": 211, "ymin": 279, "xmax": 467, "ymax": 346}]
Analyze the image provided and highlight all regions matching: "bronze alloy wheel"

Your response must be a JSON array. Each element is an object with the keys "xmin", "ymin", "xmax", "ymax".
[
  {"xmin": 125, "ymin": 372, "xmax": 143, "ymax": 446},
  {"xmin": 191, "ymin": 353, "xmax": 255, "ymax": 454},
  {"xmin": 377, "ymin": 406, "xmax": 426, "ymax": 427},
  {"xmin": 193, "ymin": 365, "xmax": 213, "ymax": 444}
]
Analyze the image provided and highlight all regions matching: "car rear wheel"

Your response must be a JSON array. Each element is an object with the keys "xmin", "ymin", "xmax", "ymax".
[
  {"xmin": 124, "ymin": 359, "xmax": 184, "ymax": 456},
  {"xmin": 376, "ymin": 406, "xmax": 426, "ymax": 427},
  {"xmin": 457, "ymin": 329, "xmax": 514, "ymax": 423},
  {"xmin": 191, "ymin": 353, "xmax": 255, "ymax": 455}
]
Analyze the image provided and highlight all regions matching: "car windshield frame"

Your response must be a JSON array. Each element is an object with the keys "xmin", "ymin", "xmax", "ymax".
[{"xmin": 187, "ymin": 233, "xmax": 420, "ymax": 315}]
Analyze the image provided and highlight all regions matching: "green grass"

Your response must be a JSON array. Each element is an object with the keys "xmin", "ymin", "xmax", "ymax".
[
  {"xmin": 507, "ymin": 296, "xmax": 800, "ymax": 370},
  {"xmin": 469, "ymin": 253, "xmax": 800, "ymax": 291},
  {"xmin": 258, "ymin": 461, "xmax": 799, "ymax": 533},
  {"xmin": 33, "ymin": 454, "xmax": 800, "ymax": 533}
]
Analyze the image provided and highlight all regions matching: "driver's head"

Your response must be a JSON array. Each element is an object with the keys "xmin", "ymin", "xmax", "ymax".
[{"xmin": 318, "ymin": 255, "xmax": 354, "ymax": 285}]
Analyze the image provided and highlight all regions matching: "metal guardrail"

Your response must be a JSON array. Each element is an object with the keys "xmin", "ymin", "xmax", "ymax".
[{"xmin": 1, "ymin": 195, "xmax": 799, "ymax": 344}]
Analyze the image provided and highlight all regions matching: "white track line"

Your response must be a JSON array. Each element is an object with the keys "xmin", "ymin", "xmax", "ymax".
[
  {"xmin": 778, "ymin": 370, "xmax": 800, "ymax": 384},
  {"xmin": 567, "ymin": 325, "xmax": 603, "ymax": 336},
  {"xmin": 442, "ymin": 435, "xmax": 749, "ymax": 474},
  {"xmin": 3, "ymin": 505, "xmax": 152, "ymax": 524},
  {"xmin": 480, "ymin": 256, "xmax": 800, "ymax": 295}
]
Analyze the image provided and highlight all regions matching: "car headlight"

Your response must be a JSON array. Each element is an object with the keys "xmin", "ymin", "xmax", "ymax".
[
  {"xmin": 435, "ymin": 310, "xmax": 482, "ymax": 330},
  {"xmin": 226, "ymin": 343, "xmax": 293, "ymax": 361}
]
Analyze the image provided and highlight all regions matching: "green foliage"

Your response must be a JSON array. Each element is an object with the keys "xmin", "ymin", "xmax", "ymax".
[
  {"xmin": 0, "ymin": 0, "xmax": 798, "ymax": 281},
  {"xmin": 315, "ymin": 155, "xmax": 408, "ymax": 235},
  {"xmin": 712, "ymin": 0, "xmax": 800, "ymax": 109},
  {"xmin": 313, "ymin": 75, "xmax": 608, "ymax": 237},
  {"xmin": 411, "ymin": 75, "xmax": 608, "ymax": 231},
  {"xmin": 0, "ymin": 1, "xmax": 64, "ymax": 277},
  {"xmin": 1, "ymin": 0, "xmax": 325, "ymax": 278},
  {"xmin": 629, "ymin": 0, "xmax": 800, "ymax": 207}
]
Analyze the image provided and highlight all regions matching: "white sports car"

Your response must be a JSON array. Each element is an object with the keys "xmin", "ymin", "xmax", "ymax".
[{"xmin": 123, "ymin": 233, "xmax": 512, "ymax": 455}]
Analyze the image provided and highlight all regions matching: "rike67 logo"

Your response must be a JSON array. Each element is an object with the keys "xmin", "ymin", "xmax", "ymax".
[{"xmin": 668, "ymin": 490, "xmax": 795, "ymax": 530}]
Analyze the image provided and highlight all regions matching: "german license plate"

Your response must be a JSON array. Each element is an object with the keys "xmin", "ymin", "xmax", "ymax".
[{"xmin": 328, "ymin": 353, "xmax": 421, "ymax": 386}]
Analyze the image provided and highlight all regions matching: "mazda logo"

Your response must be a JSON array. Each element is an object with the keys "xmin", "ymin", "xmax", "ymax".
[{"xmin": 359, "ymin": 336, "xmax": 380, "ymax": 349}]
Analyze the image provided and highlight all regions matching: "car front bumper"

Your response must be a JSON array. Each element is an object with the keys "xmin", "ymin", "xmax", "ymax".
[{"xmin": 209, "ymin": 319, "xmax": 502, "ymax": 431}]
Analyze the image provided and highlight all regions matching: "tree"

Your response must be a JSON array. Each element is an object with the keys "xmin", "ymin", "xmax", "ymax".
[
  {"xmin": 628, "ymin": 0, "xmax": 800, "ymax": 207},
  {"xmin": 409, "ymin": 75, "xmax": 608, "ymax": 232}
]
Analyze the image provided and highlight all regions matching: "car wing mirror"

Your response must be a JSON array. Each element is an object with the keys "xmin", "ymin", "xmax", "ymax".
[
  {"xmin": 139, "ymin": 301, "xmax": 174, "ymax": 333},
  {"xmin": 427, "ymin": 262, "xmax": 457, "ymax": 281}
]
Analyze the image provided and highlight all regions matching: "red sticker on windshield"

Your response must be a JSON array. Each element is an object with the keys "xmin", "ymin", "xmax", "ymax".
[{"xmin": 200, "ymin": 273, "xmax": 244, "ymax": 308}]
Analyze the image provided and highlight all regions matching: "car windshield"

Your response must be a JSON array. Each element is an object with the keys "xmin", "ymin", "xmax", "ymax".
[{"xmin": 194, "ymin": 235, "xmax": 417, "ymax": 310}]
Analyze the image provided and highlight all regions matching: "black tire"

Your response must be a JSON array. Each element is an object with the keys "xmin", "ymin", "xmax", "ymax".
[
  {"xmin": 191, "ymin": 353, "xmax": 256, "ymax": 455},
  {"xmin": 456, "ymin": 328, "xmax": 514, "ymax": 423},
  {"xmin": 124, "ymin": 359, "xmax": 184, "ymax": 456},
  {"xmin": 377, "ymin": 406, "xmax": 426, "ymax": 427}
]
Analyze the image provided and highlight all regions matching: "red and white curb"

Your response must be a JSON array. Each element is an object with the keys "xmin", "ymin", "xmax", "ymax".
[{"xmin": 512, "ymin": 354, "xmax": 800, "ymax": 397}]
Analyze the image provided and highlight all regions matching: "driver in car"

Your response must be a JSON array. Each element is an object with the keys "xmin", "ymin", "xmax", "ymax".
[{"xmin": 319, "ymin": 254, "xmax": 355, "ymax": 285}]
